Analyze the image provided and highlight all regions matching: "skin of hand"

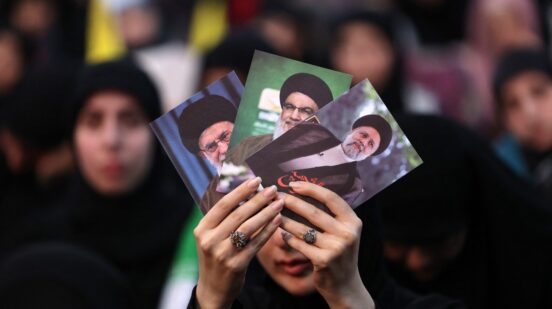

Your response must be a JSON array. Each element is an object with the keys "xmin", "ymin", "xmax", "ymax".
[
  {"xmin": 280, "ymin": 181, "xmax": 375, "ymax": 309},
  {"xmin": 194, "ymin": 177, "xmax": 283, "ymax": 309}
]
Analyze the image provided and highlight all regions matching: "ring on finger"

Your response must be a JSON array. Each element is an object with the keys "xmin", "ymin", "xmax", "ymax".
[
  {"xmin": 229, "ymin": 231, "xmax": 249, "ymax": 249},
  {"xmin": 302, "ymin": 228, "xmax": 317, "ymax": 245}
]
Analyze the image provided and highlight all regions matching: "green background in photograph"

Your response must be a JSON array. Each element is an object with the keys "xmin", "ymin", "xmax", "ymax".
[{"xmin": 229, "ymin": 50, "xmax": 352, "ymax": 148}]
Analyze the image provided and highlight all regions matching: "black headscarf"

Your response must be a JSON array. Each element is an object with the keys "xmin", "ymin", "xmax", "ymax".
[
  {"xmin": 58, "ymin": 58, "xmax": 193, "ymax": 309},
  {"xmin": 377, "ymin": 115, "xmax": 552, "ymax": 309},
  {"xmin": 493, "ymin": 48, "xmax": 552, "ymax": 112},
  {"xmin": 330, "ymin": 11, "xmax": 405, "ymax": 113},
  {"xmin": 4, "ymin": 64, "xmax": 77, "ymax": 151}
]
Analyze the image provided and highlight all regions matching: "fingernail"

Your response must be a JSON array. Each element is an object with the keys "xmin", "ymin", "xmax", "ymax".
[
  {"xmin": 248, "ymin": 177, "xmax": 262, "ymax": 189},
  {"xmin": 289, "ymin": 181, "xmax": 302, "ymax": 188},
  {"xmin": 263, "ymin": 185, "xmax": 277, "ymax": 197},
  {"xmin": 271, "ymin": 199, "xmax": 284, "ymax": 211},
  {"xmin": 281, "ymin": 230, "xmax": 291, "ymax": 242}
]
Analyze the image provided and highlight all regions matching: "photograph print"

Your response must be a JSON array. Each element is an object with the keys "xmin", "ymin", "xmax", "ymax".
[
  {"xmin": 246, "ymin": 79, "xmax": 423, "ymax": 224},
  {"xmin": 150, "ymin": 71, "xmax": 243, "ymax": 212}
]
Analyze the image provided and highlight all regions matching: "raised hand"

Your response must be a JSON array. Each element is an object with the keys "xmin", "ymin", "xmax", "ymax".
[
  {"xmin": 194, "ymin": 177, "xmax": 283, "ymax": 309},
  {"xmin": 279, "ymin": 181, "xmax": 374, "ymax": 309}
]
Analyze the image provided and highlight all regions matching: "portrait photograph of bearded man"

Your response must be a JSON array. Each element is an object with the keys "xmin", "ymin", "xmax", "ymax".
[
  {"xmin": 246, "ymin": 80, "xmax": 422, "ymax": 223},
  {"xmin": 227, "ymin": 50, "xmax": 352, "ymax": 148},
  {"xmin": 150, "ymin": 72, "xmax": 243, "ymax": 206}
]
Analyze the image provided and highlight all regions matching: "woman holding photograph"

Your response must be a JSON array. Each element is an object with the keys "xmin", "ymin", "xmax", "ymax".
[{"xmin": 188, "ymin": 178, "xmax": 464, "ymax": 308}]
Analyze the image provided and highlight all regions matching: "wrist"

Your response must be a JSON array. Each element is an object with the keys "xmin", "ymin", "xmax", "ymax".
[
  {"xmin": 320, "ymin": 273, "xmax": 375, "ymax": 309},
  {"xmin": 196, "ymin": 282, "xmax": 233, "ymax": 309}
]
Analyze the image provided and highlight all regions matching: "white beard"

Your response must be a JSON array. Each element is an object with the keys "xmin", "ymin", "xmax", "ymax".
[
  {"xmin": 273, "ymin": 118, "xmax": 287, "ymax": 139},
  {"xmin": 341, "ymin": 134, "xmax": 369, "ymax": 161},
  {"xmin": 207, "ymin": 154, "xmax": 225, "ymax": 174}
]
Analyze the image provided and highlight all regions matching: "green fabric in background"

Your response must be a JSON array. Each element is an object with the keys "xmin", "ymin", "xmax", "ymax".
[
  {"xmin": 169, "ymin": 206, "xmax": 202, "ymax": 280},
  {"xmin": 230, "ymin": 50, "xmax": 352, "ymax": 148}
]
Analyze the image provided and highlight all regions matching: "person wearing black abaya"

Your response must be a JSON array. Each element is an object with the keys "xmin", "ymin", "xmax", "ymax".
[
  {"xmin": 57, "ymin": 59, "xmax": 193, "ymax": 309},
  {"xmin": 493, "ymin": 48, "xmax": 552, "ymax": 201},
  {"xmin": 0, "ymin": 65, "xmax": 76, "ymax": 262},
  {"xmin": 377, "ymin": 115, "xmax": 552, "ymax": 309}
]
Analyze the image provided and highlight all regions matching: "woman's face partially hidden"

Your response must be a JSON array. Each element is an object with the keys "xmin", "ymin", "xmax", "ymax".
[
  {"xmin": 74, "ymin": 90, "xmax": 155, "ymax": 196},
  {"xmin": 256, "ymin": 229, "xmax": 317, "ymax": 295}
]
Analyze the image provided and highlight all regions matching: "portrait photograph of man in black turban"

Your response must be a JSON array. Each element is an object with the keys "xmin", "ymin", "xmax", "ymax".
[{"xmin": 150, "ymin": 72, "xmax": 243, "ymax": 207}]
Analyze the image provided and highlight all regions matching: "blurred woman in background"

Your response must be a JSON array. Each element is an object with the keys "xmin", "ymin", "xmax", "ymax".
[
  {"xmin": 58, "ymin": 59, "xmax": 194, "ymax": 308},
  {"xmin": 377, "ymin": 115, "xmax": 552, "ymax": 309},
  {"xmin": 329, "ymin": 10, "xmax": 438, "ymax": 114}
]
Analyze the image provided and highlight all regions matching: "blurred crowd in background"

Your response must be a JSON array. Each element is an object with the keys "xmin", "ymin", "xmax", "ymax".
[{"xmin": 0, "ymin": 0, "xmax": 552, "ymax": 308}]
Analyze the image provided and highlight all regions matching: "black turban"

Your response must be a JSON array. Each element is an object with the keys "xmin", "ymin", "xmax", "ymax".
[
  {"xmin": 352, "ymin": 114, "xmax": 392, "ymax": 156},
  {"xmin": 279, "ymin": 73, "xmax": 333, "ymax": 109},
  {"xmin": 178, "ymin": 95, "xmax": 236, "ymax": 154}
]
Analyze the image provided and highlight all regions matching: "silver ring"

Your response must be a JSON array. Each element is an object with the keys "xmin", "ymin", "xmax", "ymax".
[
  {"xmin": 229, "ymin": 231, "xmax": 249, "ymax": 249},
  {"xmin": 302, "ymin": 228, "xmax": 317, "ymax": 245}
]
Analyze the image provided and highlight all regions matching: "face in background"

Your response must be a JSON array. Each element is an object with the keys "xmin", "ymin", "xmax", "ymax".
[
  {"xmin": 278, "ymin": 92, "xmax": 318, "ymax": 133},
  {"xmin": 0, "ymin": 32, "xmax": 24, "ymax": 94},
  {"xmin": 10, "ymin": 0, "xmax": 56, "ymax": 37},
  {"xmin": 198, "ymin": 120, "xmax": 233, "ymax": 169},
  {"xmin": 331, "ymin": 21, "xmax": 394, "ymax": 87},
  {"xmin": 0, "ymin": 129, "xmax": 36, "ymax": 173},
  {"xmin": 383, "ymin": 229, "xmax": 467, "ymax": 282},
  {"xmin": 256, "ymin": 229, "xmax": 316, "ymax": 295},
  {"xmin": 257, "ymin": 14, "xmax": 303, "ymax": 60},
  {"xmin": 74, "ymin": 90, "xmax": 154, "ymax": 196},
  {"xmin": 342, "ymin": 126, "xmax": 381, "ymax": 161},
  {"xmin": 500, "ymin": 71, "xmax": 552, "ymax": 152}
]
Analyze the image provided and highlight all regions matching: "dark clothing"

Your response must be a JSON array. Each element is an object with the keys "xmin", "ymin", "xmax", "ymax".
[
  {"xmin": 0, "ymin": 159, "xmax": 70, "ymax": 262},
  {"xmin": 378, "ymin": 115, "xmax": 552, "ymax": 309},
  {"xmin": 521, "ymin": 147, "xmax": 552, "ymax": 201},
  {"xmin": 0, "ymin": 243, "xmax": 136, "ymax": 309},
  {"xmin": 53, "ymin": 156, "xmax": 193, "ymax": 309},
  {"xmin": 186, "ymin": 279, "xmax": 463, "ymax": 309}
]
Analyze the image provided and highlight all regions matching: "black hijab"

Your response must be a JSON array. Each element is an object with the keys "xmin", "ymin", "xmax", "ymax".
[
  {"xmin": 377, "ymin": 115, "xmax": 552, "ymax": 309},
  {"xmin": 58, "ymin": 59, "xmax": 194, "ymax": 309}
]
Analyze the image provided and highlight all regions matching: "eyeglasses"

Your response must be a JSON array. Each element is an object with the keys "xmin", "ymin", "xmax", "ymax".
[
  {"xmin": 200, "ymin": 130, "xmax": 231, "ymax": 153},
  {"xmin": 282, "ymin": 103, "xmax": 315, "ymax": 117}
]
